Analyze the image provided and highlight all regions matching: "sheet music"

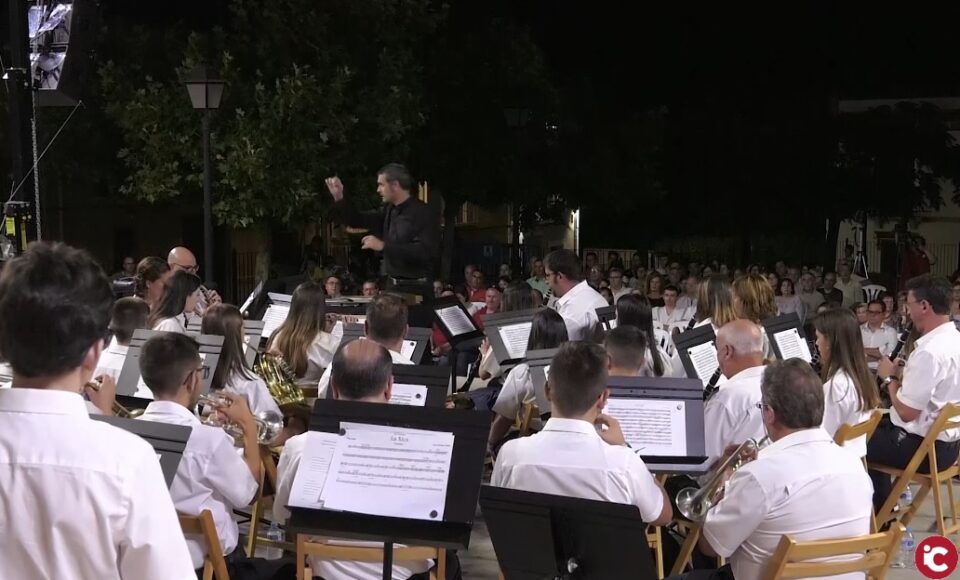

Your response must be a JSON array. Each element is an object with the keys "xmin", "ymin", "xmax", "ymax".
[
  {"xmin": 319, "ymin": 423, "xmax": 454, "ymax": 520},
  {"xmin": 239, "ymin": 280, "xmax": 263, "ymax": 314},
  {"xmin": 497, "ymin": 322, "xmax": 531, "ymax": 360},
  {"xmin": 389, "ymin": 383, "xmax": 428, "ymax": 407},
  {"xmin": 261, "ymin": 304, "xmax": 290, "ymax": 338},
  {"xmin": 686, "ymin": 341, "xmax": 719, "ymax": 382},
  {"xmin": 608, "ymin": 318, "xmax": 618, "ymax": 330},
  {"xmin": 604, "ymin": 398, "xmax": 688, "ymax": 456},
  {"xmin": 773, "ymin": 328, "xmax": 812, "ymax": 363},
  {"xmin": 400, "ymin": 340, "xmax": 418, "ymax": 361},
  {"xmin": 436, "ymin": 305, "xmax": 475, "ymax": 337},
  {"xmin": 287, "ymin": 431, "xmax": 340, "ymax": 509}
]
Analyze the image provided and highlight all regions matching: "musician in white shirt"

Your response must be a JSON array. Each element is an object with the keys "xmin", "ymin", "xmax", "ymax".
[
  {"xmin": 868, "ymin": 275, "xmax": 960, "ymax": 513},
  {"xmin": 94, "ymin": 296, "xmax": 150, "ymax": 383},
  {"xmin": 492, "ymin": 342, "xmax": 672, "ymax": 526},
  {"xmin": 653, "ymin": 285, "xmax": 693, "ymax": 334},
  {"xmin": 544, "ymin": 249, "xmax": 608, "ymax": 341},
  {"xmin": 860, "ymin": 299, "xmax": 897, "ymax": 371},
  {"xmin": 317, "ymin": 293, "xmax": 414, "ymax": 397},
  {"xmin": 0, "ymin": 242, "xmax": 194, "ymax": 579},
  {"xmin": 275, "ymin": 340, "xmax": 434, "ymax": 580},
  {"xmin": 814, "ymin": 309, "xmax": 880, "ymax": 457},
  {"xmin": 148, "ymin": 270, "xmax": 203, "ymax": 334},
  {"xmin": 703, "ymin": 320, "xmax": 767, "ymax": 461},
  {"xmin": 693, "ymin": 359, "xmax": 874, "ymax": 580},
  {"xmin": 267, "ymin": 281, "xmax": 341, "ymax": 387}
]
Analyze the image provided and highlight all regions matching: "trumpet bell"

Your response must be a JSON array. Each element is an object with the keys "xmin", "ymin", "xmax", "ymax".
[
  {"xmin": 676, "ymin": 486, "xmax": 710, "ymax": 521},
  {"xmin": 255, "ymin": 410, "xmax": 284, "ymax": 445}
]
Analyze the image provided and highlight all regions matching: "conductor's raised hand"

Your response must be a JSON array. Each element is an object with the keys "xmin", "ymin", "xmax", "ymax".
[{"xmin": 325, "ymin": 176, "xmax": 344, "ymax": 202}]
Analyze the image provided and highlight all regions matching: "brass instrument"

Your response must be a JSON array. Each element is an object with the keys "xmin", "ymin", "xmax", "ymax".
[
  {"xmin": 256, "ymin": 353, "xmax": 306, "ymax": 408},
  {"xmin": 676, "ymin": 438, "xmax": 761, "ymax": 521},
  {"xmin": 85, "ymin": 379, "xmax": 144, "ymax": 418},
  {"xmin": 199, "ymin": 392, "xmax": 283, "ymax": 445}
]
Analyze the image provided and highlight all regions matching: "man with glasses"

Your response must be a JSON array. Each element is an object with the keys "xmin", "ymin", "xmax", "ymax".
[
  {"xmin": 860, "ymin": 299, "xmax": 897, "ymax": 372},
  {"xmin": 167, "ymin": 246, "xmax": 222, "ymax": 315},
  {"xmin": 867, "ymin": 275, "xmax": 960, "ymax": 515},
  {"xmin": 544, "ymin": 249, "xmax": 608, "ymax": 341},
  {"xmin": 607, "ymin": 267, "xmax": 630, "ymax": 304}
]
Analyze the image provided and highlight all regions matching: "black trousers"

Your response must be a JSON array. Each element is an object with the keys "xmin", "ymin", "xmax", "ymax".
[
  {"xmin": 866, "ymin": 416, "xmax": 960, "ymax": 514},
  {"xmin": 666, "ymin": 564, "xmax": 734, "ymax": 580},
  {"xmin": 196, "ymin": 549, "xmax": 295, "ymax": 580}
]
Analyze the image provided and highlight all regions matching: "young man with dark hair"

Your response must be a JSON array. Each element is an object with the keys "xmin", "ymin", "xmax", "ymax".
[
  {"xmin": 492, "ymin": 342, "xmax": 672, "ymax": 526},
  {"xmin": 544, "ymin": 249, "xmax": 608, "ymax": 341},
  {"xmin": 0, "ymin": 242, "xmax": 194, "ymax": 579},
  {"xmin": 604, "ymin": 325, "xmax": 648, "ymax": 377},
  {"xmin": 136, "ymin": 333, "xmax": 272, "ymax": 577},
  {"xmin": 94, "ymin": 296, "xmax": 150, "ymax": 383},
  {"xmin": 654, "ymin": 284, "xmax": 693, "ymax": 333},
  {"xmin": 275, "ymin": 340, "xmax": 433, "ymax": 580}
]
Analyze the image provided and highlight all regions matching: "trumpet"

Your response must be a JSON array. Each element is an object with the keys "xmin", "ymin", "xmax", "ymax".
[
  {"xmin": 199, "ymin": 392, "xmax": 283, "ymax": 445},
  {"xmin": 675, "ymin": 438, "xmax": 761, "ymax": 521}
]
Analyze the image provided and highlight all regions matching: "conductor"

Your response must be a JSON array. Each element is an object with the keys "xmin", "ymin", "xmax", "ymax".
[{"xmin": 326, "ymin": 164, "xmax": 439, "ymax": 304}]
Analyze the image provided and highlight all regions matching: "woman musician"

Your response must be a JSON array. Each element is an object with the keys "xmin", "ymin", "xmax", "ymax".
[{"xmin": 266, "ymin": 281, "xmax": 341, "ymax": 388}]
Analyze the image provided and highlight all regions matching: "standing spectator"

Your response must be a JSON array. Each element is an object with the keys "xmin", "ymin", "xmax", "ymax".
[
  {"xmin": 899, "ymin": 235, "xmax": 937, "ymax": 288},
  {"xmin": 468, "ymin": 270, "xmax": 486, "ymax": 303},
  {"xmin": 607, "ymin": 251, "xmax": 625, "ymax": 271}
]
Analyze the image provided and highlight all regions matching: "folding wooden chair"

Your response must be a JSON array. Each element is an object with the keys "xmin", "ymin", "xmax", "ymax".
[
  {"xmin": 179, "ymin": 510, "xmax": 231, "ymax": 580},
  {"xmin": 296, "ymin": 534, "xmax": 445, "ymax": 580},
  {"xmin": 245, "ymin": 446, "xmax": 294, "ymax": 557},
  {"xmin": 834, "ymin": 409, "xmax": 883, "ymax": 532},
  {"xmin": 762, "ymin": 523, "xmax": 903, "ymax": 580},
  {"xmin": 646, "ymin": 525, "xmax": 664, "ymax": 579},
  {"xmin": 869, "ymin": 403, "xmax": 960, "ymax": 537},
  {"xmin": 517, "ymin": 402, "xmax": 540, "ymax": 436}
]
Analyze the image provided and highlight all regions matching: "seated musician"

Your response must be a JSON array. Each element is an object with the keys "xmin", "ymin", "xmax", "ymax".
[
  {"xmin": 317, "ymin": 293, "xmax": 414, "ymax": 397},
  {"xmin": 93, "ymin": 296, "xmax": 150, "ymax": 383},
  {"xmin": 266, "ymin": 281, "xmax": 341, "ymax": 388},
  {"xmin": 604, "ymin": 325, "xmax": 649, "ymax": 378},
  {"xmin": 136, "ymin": 333, "xmax": 291, "ymax": 579},
  {"xmin": 492, "ymin": 342, "xmax": 673, "ymax": 526},
  {"xmin": 703, "ymin": 320, "xmax": 766, "ymax": 461},
  {"xmin": 867, "ymin": 274, "xmax": 960, "ymax": 514},
  {"xmin": 0, "ymin": 242, "xmax": 194, "ymax": 578},
  {"xmin": 275, "ymin": 340, "xmax": 434, "ymax": 580},
  {"xmin": 680, "ymin": 359, "xmax": 873, "ymax": 580}
]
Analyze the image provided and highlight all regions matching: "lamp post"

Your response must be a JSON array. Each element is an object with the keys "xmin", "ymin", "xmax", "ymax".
[{"xmin": 183, "ymin": 68, "xmax": 224, "ymax": 285}]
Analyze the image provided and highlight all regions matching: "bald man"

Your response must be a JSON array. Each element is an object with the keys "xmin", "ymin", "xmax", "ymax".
[
  {"xmin": 167, "ymin": 246, "xmax": 221, "ymax": 315},
  {"xmin": 273, "ymin": 340, "xmax": 433, "ymax": 580},
  {"xmin": 703, "ymin": 319, "xmax": 767, "ymax": 461}
]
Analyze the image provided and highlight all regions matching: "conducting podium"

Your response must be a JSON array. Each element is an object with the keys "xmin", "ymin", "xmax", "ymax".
[
  {"xmin": 480, "ymin": 485, "xmax": 657, "ymax": 580},
  {"xmin": 116, "ymin": 329, "xmax": 223, "ymax": 397},
  {"xmin": 762, "ymin": 312, "xmax": 813, "ymax": 363},
  {"xmin": 285, "ymin": 399, "xmax": 492, "ymax": 580},
  {"xmin": 91, "ymin": 414, "xmax": 191, "ymax": 487}
]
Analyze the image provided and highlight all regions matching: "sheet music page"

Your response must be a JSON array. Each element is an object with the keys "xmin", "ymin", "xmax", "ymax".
[
  {"xmin": 260, "ymin": 304, "xmax": 290, "ymax": 338},
  {"xmin": 400, "ymin": 339, "xmax": 418, "ymax": 361},
  {"xmin": 436, "ymin": 305, "xmax": 475, "ymax": 337},
  {"xmin": 773, "ymin": 328, "xmax": 812, "ymax": 362},
  {"xmin": 239, "ymin": 281, "xmax": 263, "ymax": 314},
  {"xmin": 287, "ymin": 431, "xmax": 340, "ymax": 509},
  {"xmin": 497, "ymin": 322, "xmax": 531, "ymax": 360},
  {"xmin": 389, "ymin": 383, "xmax": 428, "ymax": 406},
  {"xmin": 319, "ymin": 424, "xmax": 454, "ymax": 520},
  {"xmin": 603, "ymin": 398, "xmax": 688, "ymax": 456},
  {"xmin": 608, "ymin": 318, "xmax": 618, "ymax": 330},
  {"xmin": 686, "ymin": 341, "xmax": 719, "ymax": 382}
]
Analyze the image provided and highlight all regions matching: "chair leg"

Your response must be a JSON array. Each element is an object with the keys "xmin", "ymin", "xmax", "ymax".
[
  {"xmin": 297, "ymin": 534, "xmax": 308, "ymax": 580},
  {"xmin": 203, "ymin": 562, "xmax": 214, "ymax": 580},
  {"xmin": 901, "ymin": 482, "xmax": 930, "ymax": 528},
  {"xmin": 932, "ymin": 478, "xmax": 947, "ymax": 536},
  {"xmin": 245, "ymin": 496, "xmax": 263, "ymax": 557},
  {"xmin": 876, "ymin": 474, "xmax": 912, "ymax": 527},
  {"xmin": 436, "ymin": 549, "xmax": 446, "ymax": 580},
  {"xmin": 652, "ymin": 527, "xmax": 664, "ymax": 579},
  {"xmin": 670, "ymin": 523, "xmax": 701, "ymax": 576},
  {"xmin": 946, "ymin": 475, "xmax": 960, "ymax": 535}
]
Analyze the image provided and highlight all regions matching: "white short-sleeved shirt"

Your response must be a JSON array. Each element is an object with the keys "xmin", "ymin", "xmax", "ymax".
[
  {"xmin": 223, "ymin": 370, "xmax": 282, "ymax": 418},
  {"xmin": 0, "ymin": 389, "xmax": 195, "ymax": 579},
  {"xmin": 153, "ymin": 314, "xmax": 189, "ymax": 334},
  {"xmin": 275, "ymin": 433, "xmax": 432, "ymax": 580},
  {"xmin": 270, "ymin": 329, "xmax": 341, "ymax": 388},
  {"xmin": 554, "ymin": 280, "xmax": 609, "ymax": 341},
  {"xmin": 653, "ymin": 305, "xmax": 694, "ymax": 334},
  {"xmin": 703, "ymin": 428, "xmax": 873, "ymax": 580},
  {"xmin": 703, "ymin": 365, "xmax": 766, "ymax": 460},
  {"xmin": 860, "ymin": 323, "xmax": 898, "ymax": 370},
  {"xmin": 317, "ymin": 347, "xmax": 414, "ymax": 398},
  {"xmin": 890, "ymin": 321, "xmax": 960, "ymax": 441},
  {"xmin": 492, "ymin": 363, "xmax": 534, "ymax": 420},
  {"xmin": 676, "ymin": 295, "xmax": 697, "ymax": 311},
  {"xmin": 94, "ymin": 342, "xmax": 129, "ymax": 383},
  {"xmin": 491, "ymin": 418, "xmax": 665, "ymax": 523},
  {"xmin": 642, "ymin": 345, "xmax": 674, "ymax": 378},
  {"xmin": 821, "ymin": 370, "xmax": 873, "ymax": 457},
  {"xmin": 138, "ymin": 401, "xmax": 259, "ymax": 568}
]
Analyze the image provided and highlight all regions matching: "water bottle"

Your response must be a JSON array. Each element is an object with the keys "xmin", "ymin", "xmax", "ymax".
[
  {"xmin": 262, "ymin": 522, "xmax": 284, "ymax": 560},
  {"xmin": 902, "ymin": 526, "xmax": 916, "ymax": 568},
  {"xmin": 901, "ymin": 485, "xmax": 913, "ymax": 507}
]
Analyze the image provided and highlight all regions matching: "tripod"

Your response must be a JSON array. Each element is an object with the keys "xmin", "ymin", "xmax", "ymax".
[{"xmin": 851, "ymin": 223, "xmax": 868, "ymax": 278}]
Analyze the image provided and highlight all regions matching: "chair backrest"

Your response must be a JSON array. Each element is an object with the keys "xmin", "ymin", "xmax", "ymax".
[
  {"xmin": 762, "ymin": 523, "xmax": 903, "ymax": 580},
  {"xmin": 296, "ymin": 534, "xmax": 442, "ymax": 580},
  {"xmin": 179, "ymin": 510, "xmax": 230, "ymax": 580},
  {"xmin": 834, "ymin": 410, "xmax": 883, "ymax": 447},
  {"xmin": 862, "ymin": 284, "xmax": 886, "ymax": 303},
  {"xmin": 904, "ymin": 403, "xmax": 960, "ymax": 475}
]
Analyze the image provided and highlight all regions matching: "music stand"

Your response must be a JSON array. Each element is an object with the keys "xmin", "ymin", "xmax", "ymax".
[
  {"xmin": 674, "ymin": 325, "xmax": 719, "ymax": 386},
  {"xmin": 240, "ymin": 279, "xmax": 265, "ymax": 318},
  {"xmin": 762, "ymin": 312, "xmax": 813, "ymax": 363},
  {"xmin": 483, "ymin": 309, "xmax": 537, "ymax": 370},
  {"xmin": 325, "ymin": 297, "xmax": 370, "ymax": 320},
  {"xmin": 117, "ymin": 330, "xmax": 223, "ymax": 396},
  {"xmin": 324, "ymin": 364, "xmax": 448, "ymax": 408},
  {"xmin": 287, "ymin": 400, "xmax": 492, "ymax": 580},
  {"xmin": 90, "ymin": 414, "xmax": 191, "ymax": 487},
  {"xmin": 595, "ymin": 306, "xmax": 617, "ymax": 332},
  {"xmin": 431, "ymin": 295, "xmax": 484, "ymax": 347},
  {"xmin": 339, "ymin": 323, "xmax": 432, "ymax": 364},
  {"xmin": 186, "ymin": 319, "xmax": 264, "ymax": 369},
  {"xmin": 479, "ymin": 485, "xmax": 656, "ymax": 580},
  {"xmin": 605, "ymin": 376, "xmax": 710, "ymax": 475},
  {"xmin": 260, "ymin": 293, "xmax": 293, "ymax": 339},
  {"xmin": 526, "ymin": 348, "xmax": 560, "ymax": 419}
]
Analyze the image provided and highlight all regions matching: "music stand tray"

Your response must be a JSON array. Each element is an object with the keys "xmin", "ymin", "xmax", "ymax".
[
  {"xmin": 480, "ymin": 485, "xmax": 657, "ymax": 580},
  {"xmin": 287, "ymin": 400, "xmax": 492, "ymax": 580},
  {"xmin": 91, "ymin": 414, "xmax": 191, "ymax": 487},
  {"xmin": 118, "ymin": 330, "xmax": 224, "ymax": 396}
]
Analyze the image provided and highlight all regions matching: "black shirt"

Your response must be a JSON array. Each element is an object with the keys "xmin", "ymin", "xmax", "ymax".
[
  {"xmin": 817, "ymin": 287, "xmax": 844, "ymax": 307},
  {"xmin": 332, "ymin": 196, "xmax": 440, "ymax": 280}
]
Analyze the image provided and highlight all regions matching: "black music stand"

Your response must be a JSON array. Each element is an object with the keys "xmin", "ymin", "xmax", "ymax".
[
  {"xmin": 526, "ymin": 348, "xmax": 560, "ymax": 419},
  {"xmin": 324, "ymin": 364, "xmax": 449, "ymax": 408},
  {"xmin": 595, "ymin": 306, "xmax": 617, "ymax": 332},
  {"xmin": 91, "ymin": 414, "xmax": 191, "ymax": 487},
  {"xmin": 431, "ymin": 295, "xmax": 484, "ymax": 347},
  {"xmin": 480, "ymin": 485, "xmax": 657, "ymax": 580},
  {"xmin": 340, "ymin": 323, "xmax": 432, "ymax": 364},
  {"xmin": 259, "ymin": 292, "xmax": 293, "ymax": 340},
  {"xmin": 239, "ymin": 279, "xmax": 265, "ymax": 318},
  {"xmin": 674, "ymin": 325, "xmax": 718, "ymax": 384},
  {"xmin": 762, "ymin": 312, "xmax": 813, "ymax": 362},
  {"xmin": 325, "ymin": 297, "xmax": 370, "ymax": 320},
  {"xmin": 186, "ymin": 318, "xmax": 264, "ymax": 369},
  {"xmin": 117, "ymin": 330, "xmax": 223, "ymax": 396},
  {"xmin": 483, "ymin": 308, "xmax": 537, "ymax": 370},
  {"xmin": 287, "ymin": 399, "xmax": 492, "ymax": 580}
]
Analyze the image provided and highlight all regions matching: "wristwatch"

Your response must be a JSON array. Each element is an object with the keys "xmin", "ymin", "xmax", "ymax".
[{"xmin": 880, "ymin": 375, "xmax": 899, "ymax": 389}]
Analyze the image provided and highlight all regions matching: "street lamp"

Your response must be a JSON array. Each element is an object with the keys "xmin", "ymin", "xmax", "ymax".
[{"xmin": 183, "ymin": 67, "xmax": 224, "ymax": 286}]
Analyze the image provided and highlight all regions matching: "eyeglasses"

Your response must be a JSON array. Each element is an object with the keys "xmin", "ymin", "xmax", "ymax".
[
  {"xmin": 755, "ymin": 402, "xmax": 771, "ymax": 410},
  {"xmin": 195, "ymin": 366, "xmax": 210, "ymax": 380},
  {"xmin": 867, "ymin": 310, "xmax": 884, "ymax": 315},
  {"xmin": 171, "ymin": 262, "xmax": 199, "ymax": 274}
]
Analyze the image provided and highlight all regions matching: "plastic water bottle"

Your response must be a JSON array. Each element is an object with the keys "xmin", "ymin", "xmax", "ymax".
[
  {"xmin": 890, "ymin": 526, "xmax": 915, "ymax": 569},
  {"xmin": 901, "ymin": 485, "xmax": 913, "ymax": 507},
  {"xmin": 263, "ymin": 522, "xmax": 284, "ymax": 560}
]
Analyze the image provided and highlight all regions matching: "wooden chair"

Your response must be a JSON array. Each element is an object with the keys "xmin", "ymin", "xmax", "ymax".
[
  {"xmin": 517, "ymin": 402, "xmax": 540, "ymax": 436},
  {"xmin": 646, "ymin": 525, "xmax": 664, "ymax": 578},
  {"xmin": 245, "ymin": 446, "xmax": 295, "ymax": 557},
  {"xmin": 834, "ymin": 409, "xmax": 883, "ymax": 532},
  {"xmin": 762, "ymin": 523, "xmax": 903, "ymax": 580},
  {"xmin": 179, "ymin": 510, "xmax": 230, "ymax": 580},
  {"xmin": 296, "ymin": 534, "xmax": 445, "ymax": 580},
  {"xmin": 868, "ymin": 403, "xmax": 960, "ymax": 536}
]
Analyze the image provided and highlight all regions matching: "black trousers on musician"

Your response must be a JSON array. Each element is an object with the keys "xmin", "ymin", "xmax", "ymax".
[
  {"xmin": 666, "ymin": 564, "xmax": 734, "ymax": 580},
  {"xmin": 196, "ymin": 549, "xmax": 295, "ymax": 580},
  {"xmin": 866, "ymin": 416, "xmax": 960, "ymax": 515}
]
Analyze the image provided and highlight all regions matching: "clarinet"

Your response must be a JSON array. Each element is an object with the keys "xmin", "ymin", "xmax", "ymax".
[
  {"xmin": 809, "ymin": 342, "xmax": 822, "ymax": 374},
  {"xmin": 685, "ymin": 317, "xmax": 697, "ymax": 331},
  {"xmin": 888, "ymin": 324, "xmax": 912, "ymax": 362},
  {"xmin": 703, "ymin": 367, "xmax": 723, "ymax": 401}
]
